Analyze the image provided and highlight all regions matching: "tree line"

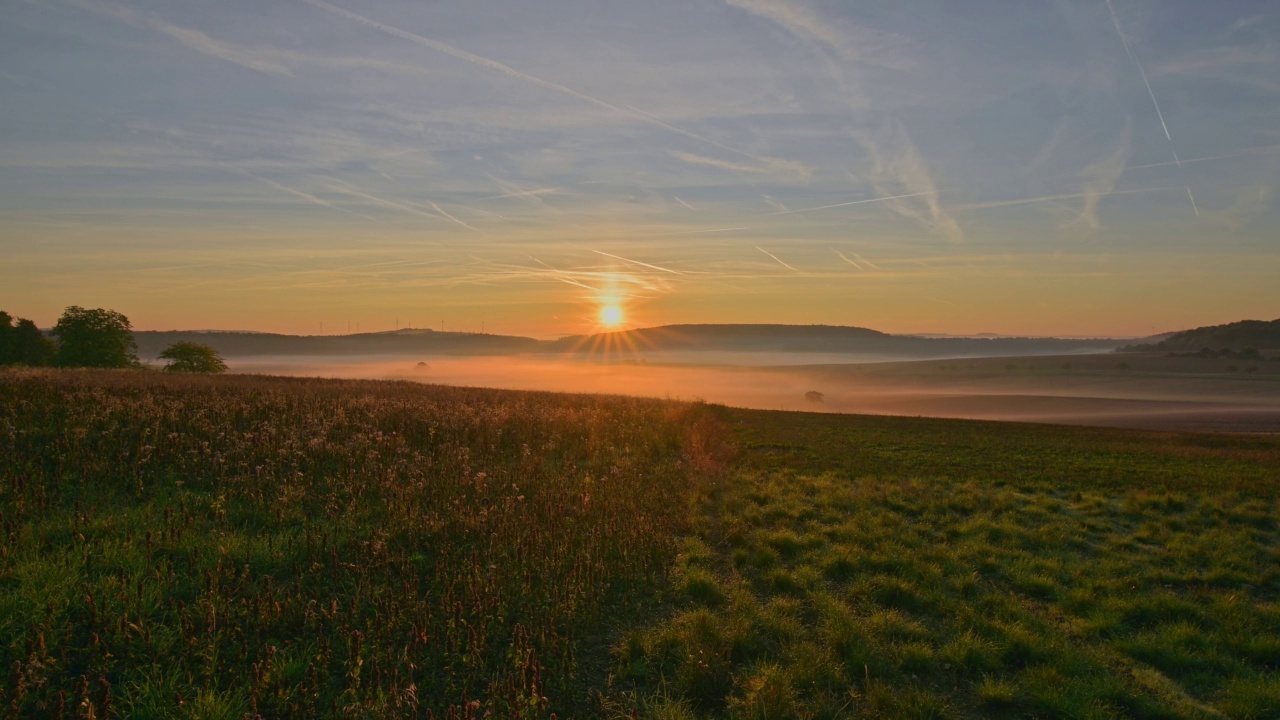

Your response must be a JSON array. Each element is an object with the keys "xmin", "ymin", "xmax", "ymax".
[{"xmin": 0, "ymin": 306, "xmax": 226, "ymax": 373}]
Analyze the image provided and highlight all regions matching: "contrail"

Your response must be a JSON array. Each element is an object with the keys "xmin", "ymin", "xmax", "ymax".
[
  {"xmin": 425, "ymin": 200, "xmax": 482, "ymax": 233},
  {"xmin": 673, "ymin": 195, "xmax": 697, "ymax": 211},
  {"xmin": 527, "ymin": 255, "xmax": 600, "ymax": 291},
  {"xmin": 530, "ymin": 255, "xmax": 558, "ymax": 271},
  {"xmin": 1106, "ymin": 0, "xmax": 1172, "ymax": 145},
  {"xmin": 552, "ymin": 275, "xmax": 598, "ymax": 291},
  {"xmin": 834, "ymin": 250, "xmax": 864, "ymax": 271},
  {"xmin": 240, "ymin": 173, "xmax": 333, "ymax": 209},
  {"xmin": 223, "ymin": 166, "xmax": 378, "ymax": 222},
  {"xmin": 1106, "ymin": 0, "xmax": 1198, "ymax": 215},
  {"xmin": 592, "ymin": 250, "xmax": 685, "ymax": 275},
  {"xmin": 1128, "ymin": 144, "xmax": 1280, "ymax": 171},
  {"xmin": 321, "ymin": 177, "xmax": 481, "ymax": 232},
  {"xmin": 854, "ymin": 253, "xmax": 882, "ymax": 271},
  {"xmin": 484, "ymin": 175, "xmax": 558, "ymax": 205},
  {"xmin": 664, "ymin": 226, "xmax": 749, "ymax": 235},
  {"xmin": 302, "ymin": 0, "xmax": 795, "ymax": 174},
  {"xmin": 326, "ymin": 183, "xmax": 450, "ymax": 223},
  {"xmin": 767, "ymin": 191, "xmax": 932, "ymax": 216},
  {"xmin": 327, "ymin": 181, "xmax": 481, "ymax": 233},
  {"xmin": 953, "ymin": 186, "xmax": 1179, "ymax": 211},
  {"xmin": 481, "ymin": 187, "xmax": 559, "ymax": 202},
  {"xmin": 761, "ymin": 195, "xmax": 789, "ymax": 213},
  {"xmin": 757, "ymin": 246, "xmax": 800, "ymax": 272}
]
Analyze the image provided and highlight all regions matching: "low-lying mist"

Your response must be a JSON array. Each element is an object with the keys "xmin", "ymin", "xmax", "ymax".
[{"xmin": 225, "ymin": 352, "xmax": 1280, "ymax": 433}]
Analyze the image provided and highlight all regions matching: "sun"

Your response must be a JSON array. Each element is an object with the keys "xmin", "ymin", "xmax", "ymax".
[{"xmin": 599, "ymin": 304, "xmax": 624, "ymax": 328}]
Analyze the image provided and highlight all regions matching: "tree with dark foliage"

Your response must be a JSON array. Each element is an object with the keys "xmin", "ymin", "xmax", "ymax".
[
  {"xmin": 0, "ymin": 311, "xmax": 13, "ymax": 365},
  {"xmin": 0, "ymin": 311, "xmax": 55, "ymax": 366},
  {"xmin": 12, "ymin": 318, "xmax": 55, "ymax": 366},
  {"xmin": 159, "ymin": 341, "xmax": 227, "ymax": 373},
  {"xmin": 51, "ymin": 306, "xmax": 139, "ymax": 368}
]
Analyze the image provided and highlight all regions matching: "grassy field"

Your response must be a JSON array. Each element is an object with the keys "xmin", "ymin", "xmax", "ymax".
[
  {"xmin": 616, "ymin": 411, "xmax": 1280, "ymax": 719},
  {"xmin": 2, "ymin": 370, "xmax": 1278, "ymax": 718}
]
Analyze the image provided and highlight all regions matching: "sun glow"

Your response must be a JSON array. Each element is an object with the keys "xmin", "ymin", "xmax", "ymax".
[{"xmin": 600, "ymin": 304, "xmax": 624, "ymax": 328}]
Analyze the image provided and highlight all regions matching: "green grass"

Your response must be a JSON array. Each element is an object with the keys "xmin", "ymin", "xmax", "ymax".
[
  {"xmin": 614, "ymin": 410, "xmax": 1280, "ymax": 718},
  {"xmin": 3, "ymin": 370, "xmax": 1278, "ymax": 718}
]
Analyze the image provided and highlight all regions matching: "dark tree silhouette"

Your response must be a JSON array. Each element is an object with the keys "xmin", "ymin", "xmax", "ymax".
[
  {"xmin": 0, "ymin": 311, "xmax": 12, "ymax": 365},
  {"xmin": 159, "ymin": 341, "xmax": 227, "ymax": 373},
  {"xmin": 51, "ymin": 306, "xmax": 139, "ymax": 368},
  {"xmin": 13, "ymin": 319, "xmax": 55, "ymax": 366},
  {"xmin": 0, "ymin": 311, "xmax": 55, "ymax": 366}
]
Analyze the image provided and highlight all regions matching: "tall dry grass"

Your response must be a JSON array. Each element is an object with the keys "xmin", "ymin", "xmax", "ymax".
[{"xmin": 0, "ymin": 369, "xmax": 727, "ymax": 718}]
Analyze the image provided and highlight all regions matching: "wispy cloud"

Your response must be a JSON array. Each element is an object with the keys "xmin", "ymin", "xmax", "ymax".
[
  {"xmin": 761, "ymin": 194, "xmax": 789, "ymax": 213},
  {"xmin": 671, "ymin": 151, "xmax": 769, "ymax": 174},
  {"xmin": 1203, "ymin": 183, "xmax": 1270, "ymax": 231},
  {"xmin": 855, "ymin": 124, "xmax": 964, "ymax": 243},
  {"xmin": 1069, "ymin": 132, "xmax": 1132, "ymax": 230},
  {"xmin": 302, "ymin": 0, "xmax": 808, "ymax": 180},
  {"xmin": 71, "ymin": 0, "xmax": 450, "ymax": 86},
  {"xmin": 724, "ymin": 0, "xmax": 961, "ymax": 241},
  {"xmin": 6, "ymin": 0, "xmax": 1277, "ymax": 335},
  {"xmin": 725, "ymin": 0, "xmax": 915, "ymax": 72},
  {"xmin": 68, "ymin": 0, "xmax": 292, "ymax": 76}
]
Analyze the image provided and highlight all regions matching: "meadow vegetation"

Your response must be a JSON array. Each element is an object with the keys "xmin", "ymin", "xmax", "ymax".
[
  {"xmin": 0, "ymin": 369, "xmax": 725, "ymax": 718},
  {"xmin": 615, "ymin": 411, "xmax": 1280, "ymax": 719},
  {"xmin": 2, "ymin": 369, "xmax": 1278, "ymax": 719}
]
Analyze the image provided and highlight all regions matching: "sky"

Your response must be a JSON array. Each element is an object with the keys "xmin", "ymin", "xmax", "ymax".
[{"xmin": 2, "ymin": 0, "xmax": 1278, "ymax": 338}]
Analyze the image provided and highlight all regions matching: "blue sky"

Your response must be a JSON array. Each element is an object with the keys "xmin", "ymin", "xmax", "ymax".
[{"xmin": 2, "ymin": 0, "xmax": 1277, "ymax": 336}]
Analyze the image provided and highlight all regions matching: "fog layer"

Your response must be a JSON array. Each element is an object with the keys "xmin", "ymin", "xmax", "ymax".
[{"xmin": 225, "ymin": 353, "xmax": 1280, "ymax": 433}]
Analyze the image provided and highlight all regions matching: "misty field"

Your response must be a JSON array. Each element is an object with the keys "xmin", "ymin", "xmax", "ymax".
[{"xmin": 2, "ymin": 370, "xmax": 1278, "ymax": 719}]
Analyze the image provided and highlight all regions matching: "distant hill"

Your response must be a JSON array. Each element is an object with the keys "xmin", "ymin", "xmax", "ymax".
[
  {"xmin": 134, "ymin": 323, "xmax": 1136, "ymax": 361},
  {"xmin": 133, "ymin": 329, "xmax": 540, "ymax": 359},
  {"xmin": 542, "ymin": 324, "xmax": 1126, "ymax": 357},
  {"xmin": 1119, "ymin": 319, "xmax": 1280, "ymax": 353}
]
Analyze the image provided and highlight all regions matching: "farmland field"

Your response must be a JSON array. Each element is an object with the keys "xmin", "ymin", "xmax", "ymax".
[{"xmin": 2, "ymin": 370, "xmax": 1278, "ymax": 718}]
